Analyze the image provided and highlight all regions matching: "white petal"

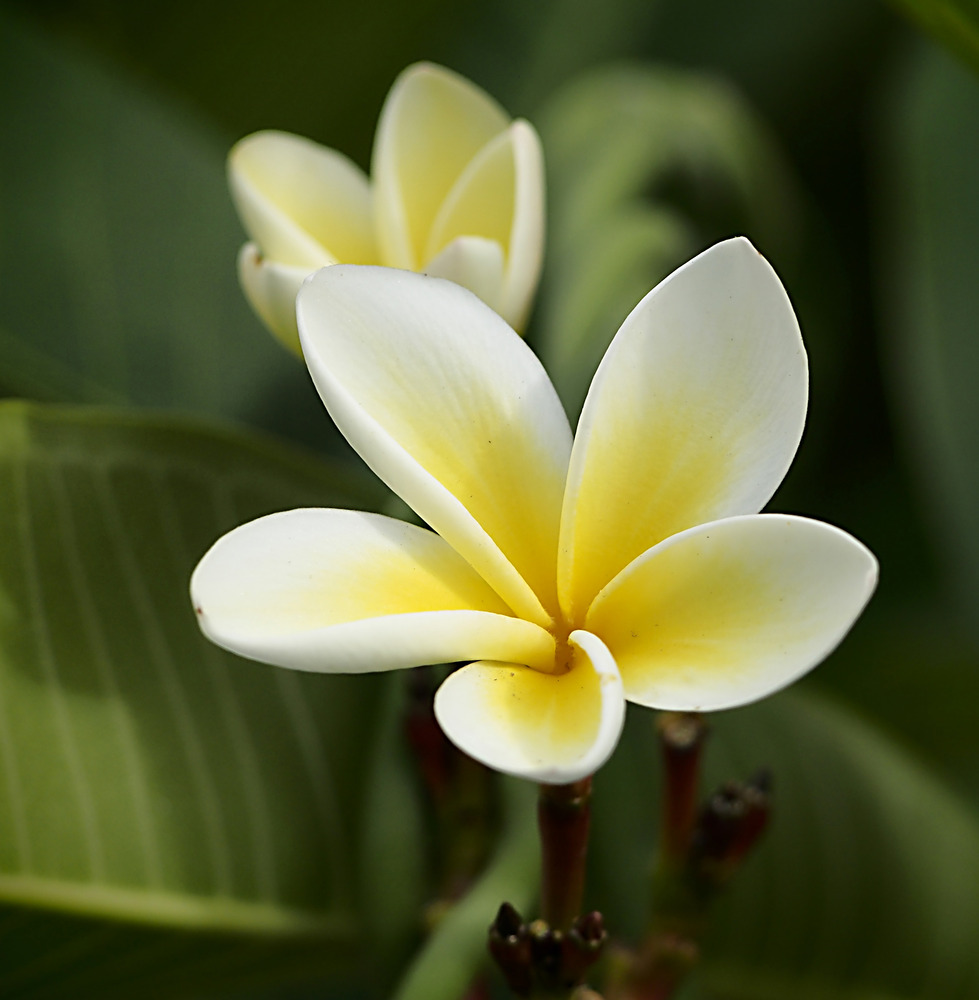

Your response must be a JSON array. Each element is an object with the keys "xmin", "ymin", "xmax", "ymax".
[
  {"xmin": 191, "ymin": 508, "xmax": 554, "ymax": 674},
  {"xmin": 372, "ymin": 62, "xmax": 509, "ymax": 269},
  {"xmin": 423, "ymin": 235, "xmax": 505, "ymax": 314},
  {"xmin": 586, "ymin": 514, "xmax": 878, "ymax": 711},
  {"xmin": 229, "ymin": 130, "xmax": 375, "ymax": 267},
  {"xmin": 500, "ymin": 121, "xmax": 546, "ymax": 332},
  {"xmin": 422, "ymin": 121, "xmax": 545, "ymax": 331},
  {"xmin": 559, "ymin": 237, "xmax": 808, "ymax": 623},
  {"xmin": 433, "ymin": 630, "xmax": 625, "ymax": 783},
  {"xmin": 236, "ymin": 243, "xmax": 309, "ymax": 355},
  {"xmin": 422, "ymin": 126, "xmax": 515, "ymax": 265},
  {"xmin": 298, "ymin": 266, "xmax": 572, "ymax": 628}
]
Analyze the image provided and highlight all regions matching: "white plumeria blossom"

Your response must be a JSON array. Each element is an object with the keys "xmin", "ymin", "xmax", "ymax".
[
  {"xmin": 229, "ymin": 62, "xmax": 544, "ymax": 353},
  {"xmin": 191, "ymin": 238, "xmax": 878, "ymax": 784}
]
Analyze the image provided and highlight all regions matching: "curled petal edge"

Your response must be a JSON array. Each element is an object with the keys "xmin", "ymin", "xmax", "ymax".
[{"xmin": 433, "ymin": 629, "xmax": 625, "ymax": 783}]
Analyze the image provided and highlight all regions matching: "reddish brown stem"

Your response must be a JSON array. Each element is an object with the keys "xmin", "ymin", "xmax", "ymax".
[
  {"xmin": 537, "ymin": 778, "xmax": 593, "ymax": 931},
  {"xmin": 656, "ymin": 713, "xmax": 708, "ymax": 867}
]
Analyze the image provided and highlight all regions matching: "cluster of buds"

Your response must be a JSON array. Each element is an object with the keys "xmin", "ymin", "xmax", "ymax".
[{"xmin": 489, "ymin": 903, "xmax": 607, "ymax": 996}]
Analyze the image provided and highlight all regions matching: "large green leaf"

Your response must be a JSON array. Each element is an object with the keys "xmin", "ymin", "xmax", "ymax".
[
  {"xmin": 590, "ymin": 690, "xmax": 979, "ymax": 999},
  {"xmin": 877, "ymin": 42, "xmax": 979, "ymax": 638},
  {"xmin": 0, "ymin": 402, "xmax": 391, "ymax": 996},
  {"xmin": 392, "ymin": 778, "xmax": 538, "ymax": 1000},
  {"xmin": 533, "ymin": 66, "xmax": 800, "ymax": 416},
  {"xmin": 0, "ymin": 11, "xmax": 333, "ymax": 449}
]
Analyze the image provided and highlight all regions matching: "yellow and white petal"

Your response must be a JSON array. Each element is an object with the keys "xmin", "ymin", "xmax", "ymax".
[
  {"xmin": 585, "ymin": 514, "xmax": 878, "ymax": 711},
  {"xmin": 372, "ymin": 62, "xmax": 509, "ymax": 270},
  {"xmin": 433, "ymin": 630, "xmax": 625, "ymax": 783},
  {"xmin": 298, "ymin": 266, "xmax": 572, "ymax": 628},
  {"xmin": 229, "ymin": 130, "xmax": 375, "ymax": 267},
  {"xmin": 423, "ymin": 235, "xmax": 505, "ymax": 314},
  {"xmin": 236, "ymin": 243, "xmax": 310, "ymax": 355},
  {"xmin": 500, "ymin": 121, "xmax": 546, "ymax": 332},
  {"xmin": 423, "ymin": 127, "xmax": 515, "ymax": 271},
  {"xmin": 559, "ymin": 237, "xmax": 808, "ymax": 622},
  {"xmin": 423, "ymin": 121, "xmax": 545, "ymax": 331},
  {"xmin": 191, "ymin": 508, "xmax": 555, "ymax": 674}
]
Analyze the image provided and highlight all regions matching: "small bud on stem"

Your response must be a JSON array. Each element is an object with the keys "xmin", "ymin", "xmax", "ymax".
[{"xmin": 687, "ymin": 769, "xmax": 772, "ymax": 897}]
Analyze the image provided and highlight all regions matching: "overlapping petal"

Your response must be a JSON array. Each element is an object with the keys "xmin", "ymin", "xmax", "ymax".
[
  {"xmin": 190, "ymin": 508, "xmax": 554, "ymax": 674},
  {"xmin": 424, "ymin": 235, "xmax": 506, "ymax": 315},
  {"xmin": 236, "ymin": 245, "xmax": 311, "ymax": 355},
  {"xmin": 372, "ymin": 62, "xmax": 510, "ymax": 270},
  {"xmin": 433, "ymin": 630, "xmax": 625, "ymax": 783},
  {"xmin": 424, "ymin": 127, "xmax": 515, "ymax": 267},
  {"xmin": 423, "ymin": 121, "xmax": 545, "ymax": 330},
  {"xmin": 586, "ymin": 514, "xmax": 878, "ymax": 711},
  {"xmin": 558, "ymin": 237, "xmax": 808, "ymax": 622},
  {"xmin": 228, "ymin": 130, "xmax": 375, "ymax": 266},
  {"xmin": 297, "ymin": 266, "xmax": 572, "ymax": 627},
  {"xmin": 499, "ymin": 121, "xmax": 546, "ymax": 332}
]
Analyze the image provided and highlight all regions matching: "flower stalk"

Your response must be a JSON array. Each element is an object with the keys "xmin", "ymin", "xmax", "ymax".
[
  {"xmin": 656, "ymin": 713, "xmax": 709, "ymax": 869},
  {"xmin": 487, "ymin": 780, "xmax": 603, "ymax": 997},
  {"xmin": 538, "ymin": 778, "xmax": 593, "ymax": 931}
]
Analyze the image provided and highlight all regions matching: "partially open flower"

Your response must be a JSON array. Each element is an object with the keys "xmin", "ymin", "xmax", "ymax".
[
  {"xmin": 229, "ymin": 62, "xmax": 545, "ymax": 353},
  {"xmin": 191, "ymin": 238, "xmax": 877, "ymax": 784}
]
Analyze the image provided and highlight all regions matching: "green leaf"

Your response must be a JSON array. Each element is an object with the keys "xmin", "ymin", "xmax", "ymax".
[
  {"xmin": 0, "ymin": 401, "xmax": 389, "ymax": 996},
  {"xmin": 0, "ymin": 907, "xmax": 359, "ymax": 1000},
  {"xmin": 0, "ymin": 11, "xmax": 332, "ymax": 448},
  {"xmin": 591, "ymin": 691, "xmax": 979, "ymax": 999},
  {"xmin": 882, "ymin": 0, "xmax": 979, "ymax": 77},
  {"xmin": 877, "ymin": 41, "xmax": 979, "ymax": 637},
  {"xmin": 534, "ymin": 66, "xmax": 800, "ymax": 416},
  {"xmin": 391, "ymin": 778, "xmax": 539, "ymax": 1000}
]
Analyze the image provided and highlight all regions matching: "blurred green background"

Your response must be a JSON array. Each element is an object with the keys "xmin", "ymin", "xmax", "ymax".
[{"xmin": 3, "ymin": 0, "xmax": 979, "ymax": 997}]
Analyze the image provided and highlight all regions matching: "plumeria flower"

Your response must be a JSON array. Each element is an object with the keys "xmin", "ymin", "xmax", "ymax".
[
  {"xmin": 191, "ymin": 238, "xmax": 877, "ymax": 784},
  {"xmin": 229, "ymin": 62, "xmax": 544, "ymax": 354}
]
